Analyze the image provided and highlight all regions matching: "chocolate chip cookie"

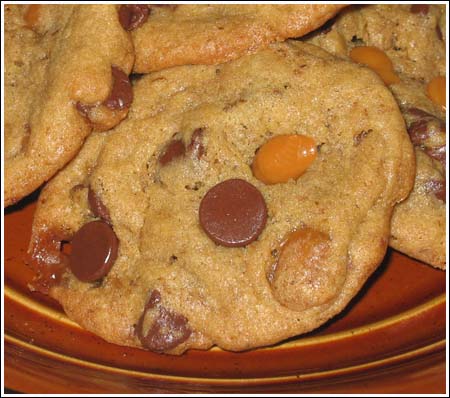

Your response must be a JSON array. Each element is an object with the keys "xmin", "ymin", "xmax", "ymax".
[
  {"xmin": 4, "ymin": 4, "xmax": 134, "ymax": 206},
  {"xmin": 29, "ymin": 41, "xmax": 414, "ymax": 354},
  {"xmin": 305, "ymin": 4, "xmax": 446, "ymax": 269},
  {"xmin": 119, "ymin": 4, "xmax": 347, "ymax": 72}
]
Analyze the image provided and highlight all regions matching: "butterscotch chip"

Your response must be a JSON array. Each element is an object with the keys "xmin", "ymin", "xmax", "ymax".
[
  {"xmin": 128, "ymin": 4, "xmax": 347, "ymax": 72},
  {"xmin": 30, "ymin": 42, "xmax": 414, "ymax": 354},
  {"xmin": 4, "ymin": 4, "xmax": 134, "ymax": 206}
]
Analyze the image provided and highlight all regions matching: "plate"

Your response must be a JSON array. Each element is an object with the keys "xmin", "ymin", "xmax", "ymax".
[{"xmin": 4, "ymin": 194, "xmax": 446, "ymax": 394}]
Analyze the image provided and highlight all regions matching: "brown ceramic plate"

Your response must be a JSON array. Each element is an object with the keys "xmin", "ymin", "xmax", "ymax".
[{"xmin": 4, "ymin": 194, "xmax": 447, "ymax": 394}]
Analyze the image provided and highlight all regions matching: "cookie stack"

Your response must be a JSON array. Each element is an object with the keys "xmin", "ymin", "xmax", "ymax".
[{"xmin": 4, "ymin": 4, "xmax": 446, "ymax": 354}]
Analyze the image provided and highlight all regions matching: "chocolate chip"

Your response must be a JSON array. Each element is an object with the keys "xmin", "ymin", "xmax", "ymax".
[
  {"xmin": 424, "ymin": 179, "xmax": 446, "ymax": 202},
  {"xmin": 118, "ymin": 5, "xmax": 150, "ymax": 31},
  {"xmin": 136, "ymin": 290, "xmax": 191, "ymax": 352},
  {"xmin": 405, "ymin": 108, "xmax": 445, "ymax": 146},
  {"xmin": 76, "ymin": 101, "xmax": 93, "ymax": 118},
  {"xmin": 88, "ymin": 187, "xmax": 112, "ymax": 224},
  {"xmin": 187, "ymin": 128, "xmax": 205, "ymax": 159},
  {"xmin": 408, "ymin": 119, "xmax": 431, "ymax": 146},
  {"xmin": 410, "ymin": 4, "xmax": 429, "ymax": 14},
  {"xmin": 436, "ymin": 25, "xmax": 443, "ymax": 41},
  {"xmin": 159, "ymin": 139, "xmax": 185, "ymax": 165},
  {"xmin": 69, "ymin": 221, "xmax": 118, "ymax": 282},
  {"xmin": 104, "ymin": 66, "xmax": 133, "ymax": 110},
  {"xmin": 199, "ymin": 179, "xmax": 267, "ymax": 247},
  {"xmin": 76, "ymin": 66, "xmax": 132, "ymax": 120},
  {"xmin": 353, "ymin": 129, "xmax": 372, "ymax": 146},
  {"xmin": 425, "ymin": 145, "xmax": 446, "ymax": 169}
]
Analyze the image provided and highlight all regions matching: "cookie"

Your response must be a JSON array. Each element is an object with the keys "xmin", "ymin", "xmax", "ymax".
[
  {"xmin": 4, "ymin": 4, "xmax": 134, "ymax": 206},
  {"xmin": 119, "ymin": 4, "xmax": 347, "ymax": 72},
  {"xmin": 29, "ymin": 41, "xmax": 414, "ymax": 354},
  {"xmin": 304, "ymin": 4, "xmax": 446, "ymax": 269}
]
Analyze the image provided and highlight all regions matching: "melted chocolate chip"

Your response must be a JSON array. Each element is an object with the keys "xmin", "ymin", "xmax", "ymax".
[
  {"xmin": 136, "ymin": 290, "xmax": 191, "ymax": 352},
  {"xmin": 28, "ymin": 233, "xmax": 69, "ymax": 294},
  {"xmin": 425, "ymin": 145, "xmax": 446, "ymax": 169},
  {"xmin": 187, "ymin": 128, "xmax": 205, "ymax": 159},
  {"xmin": 424, "ymin": 179, "xmax": 446, "ymax": 202},
  {"xmin": 76, "ymin": 101, "xmax": 93, "ymax": 118},
  {"xmin": 88, "ymin": 187, "xmax": 112, "ymax": 224},
  {"xmin": 76, "ymin": 66, "xmax": 132, "ymax": 119},
  {"xmin": 408, "ymin": 119, "xmax": 432, "ymax": 146},
  {"xmin": 104, "ymin": 65, "xmax": 133, "ymax": 110},
  {"xmin": 118, "ymin": 5, "xmax": 150, "ymax": 31},
  {"xmin": 410, "ymin": 4, "xmax": 430, "ymax": 14},
  {"xmin": 199, "ymin": 179, "xmax": 268, "ymax": 247},
  {"xmin": 436, "ymin": 25, "xmax": 443, "ymax": 41},
  {"xmin": 159, "ymin": 139, "xmax": 186, "ymax": 165},
  {"xmin": 404, "ymin": 108, "xmax": 446, "ymax": 169},
  {"xmin": 69, "ymin": 221, "xmax": 118, "ymax": 282}
]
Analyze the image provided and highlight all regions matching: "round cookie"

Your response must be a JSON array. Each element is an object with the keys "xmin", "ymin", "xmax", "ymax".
[
  {"xmin": 304, "ymin": 4, "xmax": 446, "ymax": 269},
  {"xmin": 121, "ymin": 3, "xmax": 347, "ymax": 72},
  {"xmin": 29, "ymin": 41, "xmax": 415, "ymax": 354},
  {"xmin": 4, "ymin": 4, "xmax": 134, "ymax": 206}
]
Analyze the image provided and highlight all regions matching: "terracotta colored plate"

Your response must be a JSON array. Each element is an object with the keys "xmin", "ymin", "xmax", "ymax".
[{"xmin": 4, "ymin": 194, "xmax": 447, "ymax": 394}]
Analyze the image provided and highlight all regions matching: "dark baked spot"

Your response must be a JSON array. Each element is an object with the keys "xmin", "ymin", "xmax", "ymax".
[{"xmin": 136, "ymin": 290, "xmax": 191, "ymax": 352}]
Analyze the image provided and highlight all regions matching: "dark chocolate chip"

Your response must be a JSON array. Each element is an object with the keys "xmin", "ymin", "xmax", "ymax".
[
  {"xmin": 76, "ymin": 66, "xmax": 132, "ymax": 119},
  {"xmin": 118, "ymin": 5, "xmax": 150, "ymax": 31},
  {"xmin": 424, "ymin": 179, "xmax": 446, "ymax": 202},
  {"xmin": 425, "ymin": 145, "xmax": 446, "ymax": 169},
  {"xmin": 88, "ymin": 187, "xmax": 112, "ymax": 224},
  {"xmin": 104, "ymin": 65, "xmax": 133, "ymax": 110},
  {"xmin": 199, "ymin": 179, "xmax": 267, "ymax": 247},
  {"xmin": 69, "ymin": 221, "xmax": 118, "ymax": 282},
  {"xmin": 405, "ymin": 108, "xmax": 445, "ymax": 148},
  {"xmin": 436, "ymin": 25, "xmax": 443, "ymax": 41},
  {"xmin": 187, "ymin": 128, "xmax": 205, "ymax": 159},
  {"xmin": 76, "ymin": 101, "xmax": 93, "ymax": 118},
  {"xmin": 410, "ymin": 4, "xmax": 430, "ymax": 14},
  {"xmin": 136, "ymin": 290, "xmax": 192, "ymax": 352},
  {"xmin": 408, "ymin": 119, "xmax": 431, "ymax": 145},
  {"xmin": 159, "ymin": 139, "xmax": 185, "ymax": 165}
]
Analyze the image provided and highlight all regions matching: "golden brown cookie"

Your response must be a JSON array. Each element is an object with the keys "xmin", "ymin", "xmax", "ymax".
[
  {"xmin": 120, "ymin": 4, "xmax": 347, "ymax": 72},
  {"xmin": 29, "ymin": 42, "xmax": 414, "ymax": 354},
  {"xmin": 4, "ymin": 4, "xmax": 134, "ymax": 206},
  {"xmin": 304, "ymin": 4, "xmax": 446, "ymax": 269}
]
